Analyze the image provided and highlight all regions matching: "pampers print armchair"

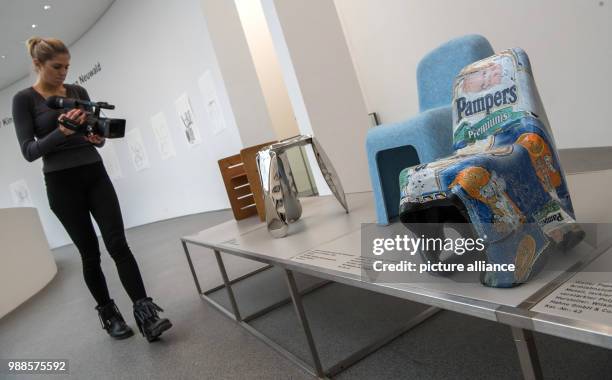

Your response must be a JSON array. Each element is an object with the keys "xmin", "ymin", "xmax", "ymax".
[{"xmin": 398, "ymin": 48, "xmax": 584, "ymax": 287}]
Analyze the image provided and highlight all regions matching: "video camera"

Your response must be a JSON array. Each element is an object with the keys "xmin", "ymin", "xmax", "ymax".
[{"xmin": 46, "ymin": 96, "xmax": 126, "ymax": 138}]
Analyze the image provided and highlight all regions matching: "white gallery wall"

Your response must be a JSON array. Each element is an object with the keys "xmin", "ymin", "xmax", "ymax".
[
  {"xmin": 335, "ymin": 0, "xmax": 612, "ymax": 149},
  {"xmin": 260, "ymin": 0, "xmax": 372, "ymax": 193},
  {"xmin": 235, "ymin": 0, "xmax": 299, "ymax": 140},
  {"xmin": 0, "ymin": 0, "xmax": 244, "ymax": 248}
]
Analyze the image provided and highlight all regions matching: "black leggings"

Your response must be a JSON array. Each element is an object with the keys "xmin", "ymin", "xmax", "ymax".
[{"xmin": 45, "ymin": 161, "xmax": 147, "ymax": 306}]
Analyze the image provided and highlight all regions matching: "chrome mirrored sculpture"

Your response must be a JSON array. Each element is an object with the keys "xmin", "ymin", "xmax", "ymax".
[{"xmin": 256, "ymin": 135, "xmax": 349, "ymax": 238}]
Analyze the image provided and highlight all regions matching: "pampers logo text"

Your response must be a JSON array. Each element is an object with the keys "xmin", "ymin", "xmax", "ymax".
[{"xmin": 456, "ymin": 85, "xmax": 517, "ymax": 122}]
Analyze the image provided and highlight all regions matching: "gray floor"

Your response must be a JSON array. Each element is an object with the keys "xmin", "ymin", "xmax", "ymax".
[{"xmin": 1, "ymin": 209, "xmax": 611, "ymax": 380}]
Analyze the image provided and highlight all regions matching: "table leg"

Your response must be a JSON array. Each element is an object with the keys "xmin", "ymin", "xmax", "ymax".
[
  {"xmin": 284, "ymin": 269, "xmax": 325, "ymax": 378},
  {"xmin": 204, "ymin": 265, "xmax": 274, "ymax": 295},
  {"xmin": 181, "ymin": 240, "xmax": 203, "ymax": 295},
  {"xmin": 511, "ymin": 326, "xmax": 543, "ymax": 380},
  {"xmin": 214, "ymin": 249, "xmax": 242, "ymax": 321}
]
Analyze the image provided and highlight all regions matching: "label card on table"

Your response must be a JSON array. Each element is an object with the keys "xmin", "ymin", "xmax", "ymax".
[{"xmin": 532, "ymin": 250, "xmax": 612, "ymax": 325}]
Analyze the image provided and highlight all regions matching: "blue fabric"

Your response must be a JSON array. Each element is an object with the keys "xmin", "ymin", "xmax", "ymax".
[
  {"xmin": 367, "ymin": 106, "xmax": 454, "ymax": 224},
  {"xmin": 417, "ymin": 34, "xmax": 494, "ymax": 112},
  {"xmin": 366, "ymin": 35, "xmax": 494, "ymax": 225}
]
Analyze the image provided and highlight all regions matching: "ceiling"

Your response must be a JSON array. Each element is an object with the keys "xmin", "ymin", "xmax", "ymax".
[{"xmin": 0, "ymin": 0, "xmax": 115, "ymax": 90}]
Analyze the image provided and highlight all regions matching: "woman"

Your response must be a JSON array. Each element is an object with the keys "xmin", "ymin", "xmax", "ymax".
[{"xmin": 12, "ymin": 37, "xmax": 172, "ymax": 342}]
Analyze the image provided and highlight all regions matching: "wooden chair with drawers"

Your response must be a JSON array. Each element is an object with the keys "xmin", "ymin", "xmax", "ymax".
[{"xmin": 218, "ymin": 141, "xmax": 276, "ymax": 221}]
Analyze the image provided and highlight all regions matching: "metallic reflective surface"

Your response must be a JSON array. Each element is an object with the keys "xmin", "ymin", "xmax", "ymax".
[
  {"xmin": 311, "ymin": 136, "xmax": 349, "ymax": 212},
  {"xmin": 256, "ymin": 135, "xmax": 349, "ymax": 238}
]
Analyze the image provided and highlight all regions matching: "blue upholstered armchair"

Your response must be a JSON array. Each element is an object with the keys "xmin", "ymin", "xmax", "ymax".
[{"xmin": 366, "ymin": 35, "xmax": 494, "ymax": 225}]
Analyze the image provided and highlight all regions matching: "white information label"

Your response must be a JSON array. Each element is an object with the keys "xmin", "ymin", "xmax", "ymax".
[
  {"xmin": 175, "ymin": 93, "xmax": 201, "ymax": 146},
  {"xmin": 99, "ymin": 142, "xmax": 123, "ymax": 180},
  {"xmin": 151, "ymin": 112, "xmax": 176, "ymax": 160},
  {"xmin": 292, "ymin": 249, "xmax": 370, "ymax": 276},
  {"xmin": 9, "ymin": 179, "xmax": 34, "ymax": 207},
  {"xmin": 532, "ymin": 251, "xmax": 612, "ymax": 325},
  {"xmin": 198, "ymin": 71, "xmax": 227, "ymax": 135},
  {"xmin": 125, "ymin": 128, "xmax": 150, "ymax": 171}
]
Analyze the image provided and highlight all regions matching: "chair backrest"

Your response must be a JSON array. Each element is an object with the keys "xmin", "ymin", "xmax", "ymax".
[
  {"xmin": 451, "ymin": 48, "xmax": 550, "ymax": 151},
  {"xmin": 417, "ymin": 35, "xmax": 494, "ymax": 112},
  {"xmin": 218, "ymin": 153, "xmax": 259, "ymax": 220},
  {"xmin": 240, "ymin": 141, "xmax": 277, "ymax": 221}
]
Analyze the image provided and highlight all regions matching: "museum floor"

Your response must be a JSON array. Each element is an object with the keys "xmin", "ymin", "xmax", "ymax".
[{"xmin": 1, "ymin": 208, "xmax": 611, "ymax": 380}]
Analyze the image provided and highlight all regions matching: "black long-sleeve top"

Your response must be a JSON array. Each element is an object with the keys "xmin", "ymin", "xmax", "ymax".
[{"xmin": 12, "ymin": 84, "xmax": 105, "ymax": 173}]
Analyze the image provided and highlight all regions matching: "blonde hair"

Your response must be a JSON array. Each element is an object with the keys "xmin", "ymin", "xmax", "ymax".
[{"xmin": 26, "ymin": 37, "xmax": 70, "ymax": 64}]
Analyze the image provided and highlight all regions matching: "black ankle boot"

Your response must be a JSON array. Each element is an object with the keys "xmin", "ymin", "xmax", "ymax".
[
  {"xmin": 133, "ymin": 297, "xmax": 172, "ymax": 342},
  {"xmin": 95, "ymin": 300, "xmax": 134, "ymax": 339}
]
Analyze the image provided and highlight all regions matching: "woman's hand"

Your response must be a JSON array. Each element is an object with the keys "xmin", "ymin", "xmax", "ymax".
[
  {"xmin": 84, "ymin": 134, "xmax": 105, "ymax": 145},
  {"xmin": 58, "ymin": 109, "xmax": 88, "ymax": 136},
  {"xmin": 58, "ymin": 125, "xmax": 75, "ymax": 136}
]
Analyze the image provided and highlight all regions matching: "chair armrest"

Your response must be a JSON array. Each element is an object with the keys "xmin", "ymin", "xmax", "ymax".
[{"xmin": 366, "ymin": 105, "xmax": 453, "ymax": 164}]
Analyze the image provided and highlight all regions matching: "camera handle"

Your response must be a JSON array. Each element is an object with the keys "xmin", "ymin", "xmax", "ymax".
[{"xmin": 58, "ymin": 116, "xmax": 91, "ymax": 134}]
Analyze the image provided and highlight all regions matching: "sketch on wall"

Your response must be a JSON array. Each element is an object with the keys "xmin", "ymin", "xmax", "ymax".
[
  {"xmin": 198, "ymin": 71, "xmax": 227, "ymax": 135},
  {"xmin": 126, "ymin": 128, "xmax": 150, "ymax": 171},
  {"xmin": 9, "ymin": 179, "xmax": 34, "ymax": 207},
  {"xmin": 151, "ymin": 112, "xmax": 176, "ymax": 160},
  {"xmin": 175, "ymin": 93, "xmax": 201, "ymax": 146},
  {"xmin": 99, "ymin": 142, "xmax": 123, "ymax": 180}
]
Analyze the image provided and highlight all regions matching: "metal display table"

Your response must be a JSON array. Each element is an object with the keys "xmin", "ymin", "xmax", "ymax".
[{"xmin": 181, "ymin": 191, "xmax": 612, "ymax": 379}]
